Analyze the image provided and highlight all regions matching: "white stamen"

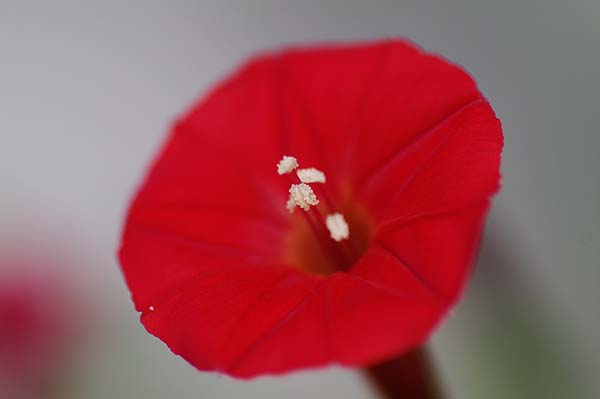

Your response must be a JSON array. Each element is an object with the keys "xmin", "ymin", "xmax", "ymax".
[
  {"xmin": 326, "ymin": 213, "xmax": 349, "ymax": 242},
  {"xmin": 289, "ymin": 183, "xmax": 319, "ymax": 211},
  {"xmin": 277, "ymin": 155, "xmax": 298, "ymax": 175},
  {"xmin": 297, "ymin": 167, "xmax": 326, "ymax": 184},
  {"xmin": 286, "ymin": 196, "xmax": 297, "ymax": 213},
  {"xmin": 148, "ymin": 305, "xmax": 155, "ymax": 311}
]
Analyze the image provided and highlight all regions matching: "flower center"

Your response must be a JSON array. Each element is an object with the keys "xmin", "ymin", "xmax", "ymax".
[{"xmin": 277, "ymin": 156, "xmax": 373, "ymax": 275}]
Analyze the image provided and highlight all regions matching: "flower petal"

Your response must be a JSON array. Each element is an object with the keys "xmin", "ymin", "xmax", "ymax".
[
  {"xmin": 358, "ymin": 99, "xmax": 502, "ymax": 221},
  {"xmin": 276, "ymin": 41, "xmax": 483, "ymax": 193},
  {"xmin": 139, "ymin": 265, "xmax": 327, "ymax": 377},
  {"xmin": 328, "ymin": 272, "xmax": 441, "ymax": 366}
]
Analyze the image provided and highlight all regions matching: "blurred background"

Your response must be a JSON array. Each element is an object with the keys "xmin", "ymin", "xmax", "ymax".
[{"xmin": 1, "ymin": 1, "xmax": 598, "ymax": 398}]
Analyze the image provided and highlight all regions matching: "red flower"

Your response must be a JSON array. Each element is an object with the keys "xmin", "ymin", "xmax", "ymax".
[
  {"xmin": 0, "ymin": 260, "xmax": 78, "ymax": 394},
  {"xmin": 119, "ymin": 40, "xmax": 503, "ymax": 378}
]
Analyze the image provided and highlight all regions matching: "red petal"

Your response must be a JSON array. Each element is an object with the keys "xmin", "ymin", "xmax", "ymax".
[
  {"xmin": 140, "ymin": 266, "xmax": 322, "ymax": 375},
  {"xmin": 373, "ymin": 203, "xmax": 490, "ymax": 304},
  {"xmin": 276, "ymin": 41, "xmax": 484, "ymax": 192},
  {"xmin": 277, "ymin": 43, "xmax": 392, "ymax": 188},
  {"xmin": 225, "ymin": 280, "xmax": 330, "ymax": 377},
  {"xmin": 118, "ymin": 40, "xmax": 503, "ymax": 377},
  {"xmin": 357, "ymin": 99, "xmax": 502, "ymax": 222}
]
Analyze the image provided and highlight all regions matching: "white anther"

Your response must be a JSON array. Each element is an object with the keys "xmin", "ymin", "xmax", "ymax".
[
  {"xmin": 289, "ymin": 183, "xmax": 319, "ymax": 211},
  {"xmin": 277, "ymin": 155, "xmax": 298, "ymax": 175},
  {"xmin": 297, "ymin": 168, "xmax": 326, "ymax": 184},
  {"xmin": 148, "ymin": 305, "xmax": 155, "ymax": 312},
  {"xmin": 326, "ymin": 213, "xmax": 349, "ymax": 242},
  {"xmin": 286, "ymin": 196, "xmax": 297, "ymax": 213}
]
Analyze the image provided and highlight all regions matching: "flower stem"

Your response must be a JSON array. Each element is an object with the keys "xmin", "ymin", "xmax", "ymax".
[{"xmin": 366, "ymin": 347, "xmax": 443, "ymax": 399}]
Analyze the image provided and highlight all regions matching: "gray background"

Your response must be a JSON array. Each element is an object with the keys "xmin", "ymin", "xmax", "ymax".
[{"xmin": 1, "ymin": 1, "xmax": 598, "ymax": 398}]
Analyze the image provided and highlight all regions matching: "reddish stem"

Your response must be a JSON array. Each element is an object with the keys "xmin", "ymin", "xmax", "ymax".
[{"xmin": 366, "ymin": 347, "xmax": 443, "ymax": 399}]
